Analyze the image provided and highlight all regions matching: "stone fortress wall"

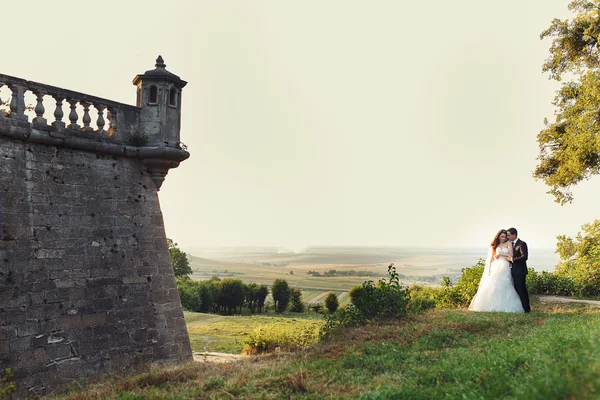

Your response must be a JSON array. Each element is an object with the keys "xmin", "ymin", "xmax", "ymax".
[{"xmin": 0, "ymin": 57, "xmax": 192, "ymax": 398}]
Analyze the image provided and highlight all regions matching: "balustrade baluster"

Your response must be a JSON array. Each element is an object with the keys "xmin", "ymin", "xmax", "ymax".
[
  {"xmin": 8, "ymin": 84, "xmax": 27, "ymax": 122},
  {"xmin": 67, "ymin": 99, "xmax": 80, "ymax": 130},
  {"xmin": 32, "ymin": 91, "xmax": 47, "ymax": 128},
  {"xmin": 52, "ymin": 96, "xmax": 65, "ymax": 130},
  {"xmin": 95, "ymin": 104, "xmax": 106, "ymax": 134},
  {"xmin": 80, "ymin": 101, "xmax": 93, "ymax": 132},
  {"xmin": 107, "ymin": 108, "xmax": 116, "ymax": 137}
]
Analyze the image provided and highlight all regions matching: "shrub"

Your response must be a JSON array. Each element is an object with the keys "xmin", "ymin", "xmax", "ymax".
[
  {"xmin": 527, "ymin": 269, "xmax": 575, "ymax": 296},
  {"xmin": 243, "ymin": 323, "xmax": 320, "ymax": 354},
  {"xmin": 319, "ymin": 305, "xmax": 364, "ymax": 340},
  {"xmin": 436, "ymin": 258, "xmax": 485, "ymax": 309},
  {"xmin": 407, "ymin": 284, "xmax": 438, "ymax": 314},
  {"xmin": 307, "ymin": 303, "xmax": 324, "ymax": 313},
  {"xmin": 322, "ymin": 264, "xmax": 410, "ymax": 339},
  {"xmin": 324, "ymin": 292, "xmax": 339, "ymax": 313}
]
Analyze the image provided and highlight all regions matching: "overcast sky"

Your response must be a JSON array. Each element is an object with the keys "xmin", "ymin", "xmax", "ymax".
[{"xmin": 4, "ymin": 0, "xmax": 599, "ymax": 252}]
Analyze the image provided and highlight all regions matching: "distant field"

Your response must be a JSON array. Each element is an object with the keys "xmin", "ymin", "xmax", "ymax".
[
  {"xmin": 188, "ymin": 255, "xmax": 436, "ymax": 304},
  {"xmin": 187, "ymin": 246, "xmax": 559, "ymax": 304}
]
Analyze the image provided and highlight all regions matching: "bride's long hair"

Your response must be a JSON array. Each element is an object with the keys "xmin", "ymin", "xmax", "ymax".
[{"xmin": 490, "ymin": 229, "xmax": 508, "ymax": 260}]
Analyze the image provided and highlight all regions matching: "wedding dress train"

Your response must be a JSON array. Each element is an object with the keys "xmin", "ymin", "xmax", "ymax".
[{"xmin": 468, "ymin": 247, "xmax": 524, "ymax": 313}]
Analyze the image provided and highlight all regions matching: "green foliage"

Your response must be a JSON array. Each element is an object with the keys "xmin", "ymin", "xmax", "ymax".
[
  {"xmin": 535, "ymin": 1, "xmax": 600, "ymax": 204},
  {"xmin": 406, "ymin": 284, "xmax": 438, "ymax": 314},
  {"xmin": 527, "ymin": 269, "xmax": 576, "ymax": 296},
  {"xmin": 435, "ymin": 258, "xmax": 486, "ymax": 308},
  {"xmin": 288, "ymin": 287, "xmax": 305, "ymax": 313},
  {"xmin": 177, "ymin": 277, "xmax": 203, "ymax": 312},
  {"xmin": 322, "ymin": 264, "xmax": 410, "ymax": 338},
  {"xmin": 168, "ymin": 238, "xmax": 192, "ymax": 278},
  {"xmin": 319, "ymin": 305, "xmax": 364, "ymax": 340},
  {"xmin": 255, "ymin": 284, "xmax": 269, "ymax": 313},
  {"xmin": 217, "ymin": 278, "xmax": 245, "ymax": 314},
  {"xmin": 0, "ymin": 369, "xmax": 16, "ymax": 400},
  {"xmin": 242, "ymin": 323, "xmax": 320, "ymax": 354},
  {"xmin": 271, "ymin": 279, "xmax": 291, "ymax": 313},
  {"xmin": 308, "ymin": 303, "xmax": 324, "ymax": 313},
  {"xmin": 243, "ymin": 283, "xmax": 270, "ymax": 313},
  {"xmin": 324, "ymin": 292, "xmax": 339, "ymax": 313},
  {"xmin": 176, "ymin": 277, "xmax": 217, "ymax": 312},
  {"xmin": 555, "ymin": 219, "xmax": 600, "ymax": 297}
]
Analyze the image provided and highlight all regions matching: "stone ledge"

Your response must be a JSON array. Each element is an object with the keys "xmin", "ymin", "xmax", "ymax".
[{"xmin": 0, "ymin": 124, "xmax": 189, "ymax": 163}]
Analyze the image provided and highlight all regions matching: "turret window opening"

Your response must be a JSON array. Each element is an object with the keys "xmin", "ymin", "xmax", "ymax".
[
  {"xmin": 169, "ymin": 87, "xmax": 177, "ymax": 107},
  {"xmin": 149, "ymin": 86, "xmax": 158, "ymax": 104}
]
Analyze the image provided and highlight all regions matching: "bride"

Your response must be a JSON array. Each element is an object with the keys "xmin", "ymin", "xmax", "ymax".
[{"xmin": 469, "ymin": 229, "xmax": 524, "ymax": 313}]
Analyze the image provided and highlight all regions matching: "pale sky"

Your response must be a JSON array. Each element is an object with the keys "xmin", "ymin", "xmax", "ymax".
[{"xmin": 4, "ymin": 1, "xmax": 599, "ymax": 251}]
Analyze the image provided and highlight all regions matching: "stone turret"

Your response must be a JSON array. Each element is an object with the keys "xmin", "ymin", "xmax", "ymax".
[
  {"xmin": 133, "ymin": 56, "xmax": 189, "ymax": 190},
  {"xmin": 133, "ymin": 55, "xmax": 187, "ymax": 148}
]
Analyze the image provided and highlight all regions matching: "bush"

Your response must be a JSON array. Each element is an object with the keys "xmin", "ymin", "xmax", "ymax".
[
  {"xmin": 322, "ymin": 264, "xmax": 410, "ymax": 339},
  {"xmin": 324, "ymin": 292, "xmax": 339, "ymax": 313},
  {"xmin": 243, "ymin": 323, "xmax": 320, "ymax": 354},
  {"xmin": 319, "ymin": 305, "xmax": 364, "ymax": 340},
  {"xmin": 555, "ymin": 220, "xmax": 600, "ymax": 297},
  {"xmin": 407, "ymin": 284, "xmax": 438, "ymax": 314},
  {"xmin": 307, "ymin": 303, "xmax": 324, "ymax": 313},
  {"xmin": 435, "ymin": 258, "xmax": 485, "ymax": 309},
  {"xmin": 527, "ymin": 269, "xmax": 575, "ymax": 296}
]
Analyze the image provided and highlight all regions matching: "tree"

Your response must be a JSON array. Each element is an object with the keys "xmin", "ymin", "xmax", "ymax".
[
  {"xmin": 535, "ymin": 1, "xmax": 600, "ymax": 204},
  {"xmin": 271, "ymin": 279, "xmax": 291, "ymax": 313},
  {"xmin": 176, "ymin": 277, "xmax": 203, "ymax": 312},
  {"xmin": 289, "ymin": 287, "xmax": 305, "ymax": 313},
  {"xmin": 168, "ymin": 238, "xmax": 192, "ymax": 278},
  {"xmin": 256, "ymin": 284, "xmax": 269, "ymax": 313},
  {"xmin": 217, "ymin": 278, "xmax": 245, "ymax": 314},
  {"xmin": 324, "ymin": 292, "xmax": 339, "ymax": 313},
  {"xmin": 555, "ymin": 219, "xmax": 600, "ymax": 296}
]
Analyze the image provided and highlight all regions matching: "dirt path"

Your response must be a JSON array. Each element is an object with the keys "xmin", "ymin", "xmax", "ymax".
[
  {"xmin": 193, "ymin": 352, "xmax": 244, "ymax": 363},
  {"xmin": 537, "ymin": 295, "xmax": 600, "ymax": 307}
]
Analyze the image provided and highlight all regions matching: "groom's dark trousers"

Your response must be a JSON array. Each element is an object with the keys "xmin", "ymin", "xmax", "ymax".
[{"xmin": 511, "ymin": 239, "xmax": 531, "ymax": 312}]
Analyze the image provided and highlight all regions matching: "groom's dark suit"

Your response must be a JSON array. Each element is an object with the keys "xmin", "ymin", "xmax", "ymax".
[{"xmin": 511, "ymin": 238, "xmax": 531, "ymax": 312}]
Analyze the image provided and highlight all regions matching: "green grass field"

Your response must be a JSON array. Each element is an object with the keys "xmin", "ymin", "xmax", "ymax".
[
  {"xmin": 185, "ymin": 311, "xmax": 324, "ymax": 354},
  {"xmin": 54, "ymin": 299, "xmax": 600, "ymax": 399}
]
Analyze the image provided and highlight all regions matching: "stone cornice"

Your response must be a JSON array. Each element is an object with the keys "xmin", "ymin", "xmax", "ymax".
[{"xmin": 0, "ymin": 122, "xmax": 189, "ymax": 163}]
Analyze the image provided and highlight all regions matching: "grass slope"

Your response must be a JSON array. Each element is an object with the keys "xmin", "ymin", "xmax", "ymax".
[{"xmin": 50, "ymin": 300, "xmax": 600, "ymax": 399}]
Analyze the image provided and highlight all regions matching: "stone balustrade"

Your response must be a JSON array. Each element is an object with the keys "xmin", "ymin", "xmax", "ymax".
[
  {"xmin": 0, "ymin": 73, "xmax": 138, "ymax": 144},
  {"xmin": 0, "ymin": 58, "xmax": 189, "ymax": 190}
]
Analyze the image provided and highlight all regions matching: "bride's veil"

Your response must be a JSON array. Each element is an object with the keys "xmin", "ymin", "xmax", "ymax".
[{"xmin": 482, "ymin": 246, "xmax": 493, "ymax": 277}]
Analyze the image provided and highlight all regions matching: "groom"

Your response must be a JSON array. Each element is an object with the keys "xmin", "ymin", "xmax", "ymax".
[{"xmin": 507, "ymin": 227, "xmax": 531, "ymax": 313}]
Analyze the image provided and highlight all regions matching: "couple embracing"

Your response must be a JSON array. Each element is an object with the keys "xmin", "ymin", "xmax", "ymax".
[{"xmin": 469, "ymin": 227, "xmax": 531, "ymax": 314}]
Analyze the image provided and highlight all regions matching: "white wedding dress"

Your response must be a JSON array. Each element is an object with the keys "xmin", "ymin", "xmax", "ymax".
[{"xmin": 468, "ymin": 247, "xmax": 524, "ymax": 313}]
